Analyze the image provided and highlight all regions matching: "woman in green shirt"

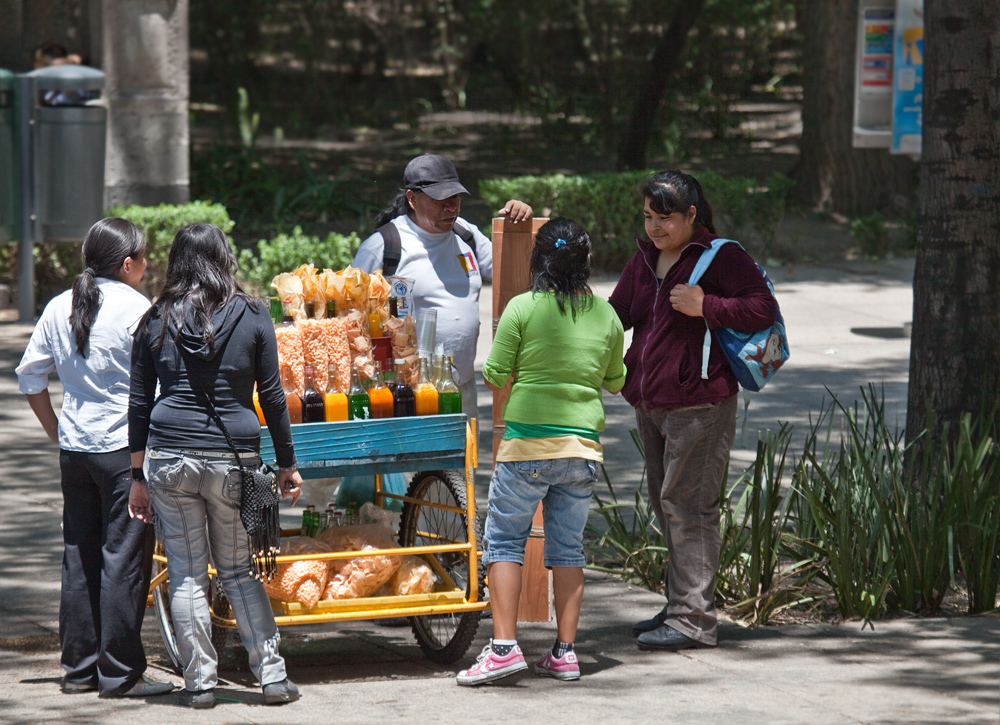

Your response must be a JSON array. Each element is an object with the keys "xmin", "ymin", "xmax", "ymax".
[{"xmin": 456, "ymin": 218, "xmax": 626, "ymax": 687}]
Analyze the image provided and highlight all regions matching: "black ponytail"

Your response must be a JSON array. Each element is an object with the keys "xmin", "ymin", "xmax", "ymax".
[
  {"xmin": 69, "ymin": 218, "xmax": 146, "ymax": 356},
  {"xmin": 374, "ymin": 191, "xmax": 412, "ymax": 228},
  {"xmin": 528, "ymin": 217, "xmax": 594, "ymax": 320},
  {"xmin": 640, "ymin": 170, "xmax": 717, "ymax": 235}
]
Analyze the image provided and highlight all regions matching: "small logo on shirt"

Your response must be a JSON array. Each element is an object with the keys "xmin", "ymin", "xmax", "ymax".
[{"xmin": 457, "ymin": 252, "xmax": 478, "ymax": 277}]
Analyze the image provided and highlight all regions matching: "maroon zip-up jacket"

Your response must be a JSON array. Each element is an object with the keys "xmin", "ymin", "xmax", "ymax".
[{"xmin": 608, "ymin": 226, "xmax": 777, "ymax": 410}]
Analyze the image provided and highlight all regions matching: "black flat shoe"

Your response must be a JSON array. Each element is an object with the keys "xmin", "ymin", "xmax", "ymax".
[
  {"xmin": 631, "ymin": 607, "xmax": 668, "ymax": 637},
  {"xmin": 637, "ymin": 624, "xmax": 715, "ymax": 652}
]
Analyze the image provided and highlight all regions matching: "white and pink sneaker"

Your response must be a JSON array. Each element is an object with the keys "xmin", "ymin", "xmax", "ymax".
[
  {"xmin": 456, "ymin": 643, "xmax": 528, "ymax": 686},
  {"xmin": 534, "ymin": 650, "xmax": 580, "ymax": 681}
]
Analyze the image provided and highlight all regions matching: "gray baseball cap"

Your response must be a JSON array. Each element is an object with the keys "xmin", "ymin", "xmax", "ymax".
[{"xmin": 403, "ymin": 154, "xmax": 470, "ymax": 200}]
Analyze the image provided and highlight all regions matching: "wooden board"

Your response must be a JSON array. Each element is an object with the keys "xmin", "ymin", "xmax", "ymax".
[{"xmin": 491, "ymin": 216, "xmax": 552, "ymax": 622}]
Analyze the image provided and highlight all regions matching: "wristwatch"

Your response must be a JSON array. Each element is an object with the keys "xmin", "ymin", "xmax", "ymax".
[{"xmin": 131, "ymin": 467, "xmax": 146, "ymax": 482}]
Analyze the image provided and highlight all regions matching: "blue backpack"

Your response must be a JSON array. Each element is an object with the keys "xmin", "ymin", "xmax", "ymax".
[{"xmin": 687, "ymin": 239, "xmax": 789, "ymax": 392}]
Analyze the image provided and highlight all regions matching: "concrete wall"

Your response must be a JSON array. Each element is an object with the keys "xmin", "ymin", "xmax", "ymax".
[{"xmin": 102, "ymin": 0, "xmax": 189, "ymax": 207}]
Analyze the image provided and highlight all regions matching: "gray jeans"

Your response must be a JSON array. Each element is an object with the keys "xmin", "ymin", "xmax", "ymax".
[
  {"xmin": 147, "ymin": 448, "xmax": 286, "ymax": 691},
  {"xmin": 635, "ymin": 395, "xmax": 737, "ymax": 646}
]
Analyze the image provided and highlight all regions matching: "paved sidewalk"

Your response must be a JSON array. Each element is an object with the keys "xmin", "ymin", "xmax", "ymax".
[{"xmin": 1, "ymin": 258, "xmax": 998, "ymax": 724}]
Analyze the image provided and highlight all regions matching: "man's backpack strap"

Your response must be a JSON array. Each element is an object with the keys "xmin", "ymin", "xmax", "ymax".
[
  {"xmin": 376, "ymin": 222, "xmax": 403, "ymax": 277},
  {"xmin": 377, "ymin": 218, "xmax": 478, "ymax": 277}
]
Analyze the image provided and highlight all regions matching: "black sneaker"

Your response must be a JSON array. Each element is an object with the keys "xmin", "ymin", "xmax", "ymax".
[
  {"xmin": 262, "ymin": 679, "xmax": 299, "ymax": 705},
  {"xmin": 179, "ymin": 688, "xmax": 216, "ymax": 709},
  {"xmin": 631, "ymin": 606, "xmax": 668, "ymax": 637},
  {"xmin": 61, "ymin": 677, "xmax": 97, "ymax": 694},
  {"xmin": 637, "ymin": 624, "xmax": 715, "ymax": 652}
]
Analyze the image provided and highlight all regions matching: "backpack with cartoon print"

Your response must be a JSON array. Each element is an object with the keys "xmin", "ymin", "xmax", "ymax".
[{"xmin": 687, "ymin": 238, "xmax": 789, "ymax": 392}]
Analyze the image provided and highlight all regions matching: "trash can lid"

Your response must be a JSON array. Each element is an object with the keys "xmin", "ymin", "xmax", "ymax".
[{"xmin": 28, "ymin": 65, "xmax": 105, "ymax": 91}]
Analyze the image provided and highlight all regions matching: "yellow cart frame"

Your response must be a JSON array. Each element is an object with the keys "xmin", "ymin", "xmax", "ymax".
[{"xmin": 150, "ymin": 414, "xmax": 488, "ymax": 664}]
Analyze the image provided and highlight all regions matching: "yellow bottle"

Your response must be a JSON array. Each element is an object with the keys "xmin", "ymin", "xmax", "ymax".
[
  {"xmin": 323, "ymin": 363, "xmax": 348, "ymax": 422},
  {"xmin": 414, "ymin": 358, "xmax": 439, "ymax": 416}
]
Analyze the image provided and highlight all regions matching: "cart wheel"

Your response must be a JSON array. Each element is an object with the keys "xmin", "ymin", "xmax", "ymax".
[
  {"xmin": 152, "ymin": 540, "xmax": 232, "ymax": 674},
  {"xmin": 398, "ymin": 470, "xmax": 483, "ymax": 664}
]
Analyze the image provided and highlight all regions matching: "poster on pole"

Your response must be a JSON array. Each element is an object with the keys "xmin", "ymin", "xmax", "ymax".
[{"xmin": 891, "ymin": 0, "xmax": 922, "ymax": 155}]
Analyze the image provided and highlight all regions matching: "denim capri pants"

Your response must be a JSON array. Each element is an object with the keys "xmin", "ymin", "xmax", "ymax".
[{"xmin": 482, "ymin": 457, "xmax": 599, "ymax": 568}]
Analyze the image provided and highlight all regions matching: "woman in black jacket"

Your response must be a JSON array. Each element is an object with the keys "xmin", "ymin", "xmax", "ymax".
[{"xmin": 129, "ymin": 224, "xmax": 303, "ymax": 709}]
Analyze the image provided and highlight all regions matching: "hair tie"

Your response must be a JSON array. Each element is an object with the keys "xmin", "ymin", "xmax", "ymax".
[
  {"xmin": 83, "ymin": 267, "xmax": 96, "ymax": 277},
  {"xmin": 554, "ymin": 238, "xmax": 567, "ymax": 248}
]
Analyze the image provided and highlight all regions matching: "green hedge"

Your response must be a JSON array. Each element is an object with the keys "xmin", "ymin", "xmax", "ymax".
[
  {"xmin": 479, "ymin": 170, "xmax": 793, "ymax": 270},
  {"xmin": 237, "ymin": 226, "xmax": 362, "ymax": 295},
  {"xmin": 107, "ymin": 201, "xmax": 235, "ymax": 291}
]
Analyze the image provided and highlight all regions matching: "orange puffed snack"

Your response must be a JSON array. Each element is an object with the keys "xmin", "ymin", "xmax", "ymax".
[
  {"xmin": 264, "ymin": 537, "xmax": 331, "ymax": 610},
  {"xmin": 322, "ymin": 317, "xmax": 352, "ymax": 394},
  {"xmin": 274, "ymin": 325, "xmax": 305, "ymax": 396},
  {"xmin": 297, "ymin": 319, "xmax": 328, "ymax": 393}
]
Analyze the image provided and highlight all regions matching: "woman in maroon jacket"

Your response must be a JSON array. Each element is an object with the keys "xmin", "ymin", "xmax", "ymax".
[{"xmin": 609, "ymin": 170, "xmax": 776, "ymax": 652}]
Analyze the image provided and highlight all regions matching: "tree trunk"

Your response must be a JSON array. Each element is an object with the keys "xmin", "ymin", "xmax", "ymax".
[
  {"xmin": 906, "ymin": 4, "xmax": 1000, "ymax": 442},
  {"xmin": 793, "ymin": 0, "xmax": 915, "ymax": 215},
  {"xmin": 616, "ymin": 0, "xmax": 705, "ymax": 171}
]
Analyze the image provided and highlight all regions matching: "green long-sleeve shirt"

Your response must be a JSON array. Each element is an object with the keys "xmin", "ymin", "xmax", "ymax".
[{"xmin": 483, "ymin": 291, "xmax": 626, "ymax": 432}]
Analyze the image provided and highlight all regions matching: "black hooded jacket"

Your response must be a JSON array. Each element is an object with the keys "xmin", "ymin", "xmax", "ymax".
[{"xmin": 128, "ymin": 297, "xmax": 295, "ymax": 468}]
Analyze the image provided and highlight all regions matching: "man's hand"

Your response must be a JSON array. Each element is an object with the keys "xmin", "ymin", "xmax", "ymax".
[
  {"xmin": 498, "ymin": 199, "xmax": 533, "ymax": 223},
  {"xmin": 669, "ymin": 283, "xmax": 705, "ymax": 318}
]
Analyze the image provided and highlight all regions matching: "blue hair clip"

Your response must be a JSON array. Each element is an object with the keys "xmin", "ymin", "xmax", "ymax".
[{"xmin": 555, "ymin": 238, "xmax": 567, "ymax": 248}]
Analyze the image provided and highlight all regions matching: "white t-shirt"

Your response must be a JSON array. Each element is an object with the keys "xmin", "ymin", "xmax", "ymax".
[
  {"xmin": 16, "ymin": 278, "xmax": 150, "ymax": 452},
  {"xmin": 352, "ymin": 214, "xmax": 492, "ymax": 385}
]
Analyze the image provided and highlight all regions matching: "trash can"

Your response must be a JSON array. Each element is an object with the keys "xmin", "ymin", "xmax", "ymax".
[
  {"xmin": 29, "ymin": 64, "xmax": 106, "ymax": 242},
  {"xmin": 0, "ymin": 68, "xmax": 15, "ymax": 244}
]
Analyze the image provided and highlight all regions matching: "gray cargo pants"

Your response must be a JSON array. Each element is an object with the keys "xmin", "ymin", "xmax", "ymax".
[{"xmin": 635, "ymin": 395, "xmax": 737, "ymax": 646}]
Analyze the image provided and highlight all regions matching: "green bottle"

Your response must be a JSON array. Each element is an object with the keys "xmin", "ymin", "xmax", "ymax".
[
  {"xmin": 437, "ymin": 354, "xmax": 462, "ymax": 415},
  {"xmin": 347, "ymin": 362, "xmax": 371, "ymax": 420}
]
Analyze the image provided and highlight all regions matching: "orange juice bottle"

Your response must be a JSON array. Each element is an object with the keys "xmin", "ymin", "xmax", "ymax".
[
  {"xmin": 281, "ymin": 365, "xmax": 303, "ymax": 424},
  {"xmin": 414, "ymin": 358, "xmax": 439, "ymax": 416},
  {"xmin": 253, "ymin": 386, "xmax": 266, "ymax": 426},
  {"xmin": 323, "ymin": 363, "xmax": 348, "ymax": 422},
  {"xmin": 367, "ymin": 361, "xmax": 394, "ymax": 418}
]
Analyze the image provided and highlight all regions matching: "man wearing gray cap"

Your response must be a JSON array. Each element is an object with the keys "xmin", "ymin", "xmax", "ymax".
[{"xmin": 352, "ymin": 154, "xmax": 532, "ymax": 424}]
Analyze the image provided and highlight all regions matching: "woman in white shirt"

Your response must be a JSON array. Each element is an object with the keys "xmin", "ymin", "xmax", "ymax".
[{"xmin": 16, "ymin": 218, "xmax": 174, "ymax": 699}]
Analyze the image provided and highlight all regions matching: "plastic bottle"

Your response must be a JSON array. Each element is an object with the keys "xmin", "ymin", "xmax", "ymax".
[
  {"xmin": 281, "ymin": 365, "xmax": 303, "ymax": 424},
  {"xmin": 368, "ymin": 361, "xmax": 395, "ymax": 418},
  {"xmin": 302, "ymin": 365, "xmax": 326, "ymax": 423},
  {"xmin": 414, "ymin": 357, "xmax": 439, "ymax": 416},
  {"xmin": 347, "ymin": 361, "xmax": 372, "ymax": 420},
  {"xmin": 392, "ymin": 358, "xmax": 416, "ymax": 417},
  {"xmin": 437, "ymin": 354, "xmax": 462, "ymax": 415},
  {"xmin": 324, "ymin": 363, "xmax": 348, "ymax": 422},
  {"xmin": 302, "ymin": 505, "xmax": 316, "ymax": 537}
]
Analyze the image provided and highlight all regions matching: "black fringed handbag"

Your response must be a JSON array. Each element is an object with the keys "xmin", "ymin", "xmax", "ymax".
[{"xmin": 194, "ymin": 388, "xmax": 281, "ymax": 581}]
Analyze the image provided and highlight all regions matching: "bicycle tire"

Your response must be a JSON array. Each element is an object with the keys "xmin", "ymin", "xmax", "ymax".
[{"xmin": 398, "ymin": 469, "xmax": 484, "ymax": 664}]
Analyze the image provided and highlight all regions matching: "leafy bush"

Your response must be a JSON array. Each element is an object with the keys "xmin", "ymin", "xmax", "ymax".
[
  {"xmin": 592, "ymin": 386, "xmax": 1000, "ymax": 625},
  {"xmin": 479, "ymin": 169, "xmax": 792, "ymax": 271},
  {"xmin": 107, "ymin": 201, "xmax": 234, "ymax": 292},
  {"xmin": 237, "ymin": 226, "xmax": 362, "ymax": 295}
]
